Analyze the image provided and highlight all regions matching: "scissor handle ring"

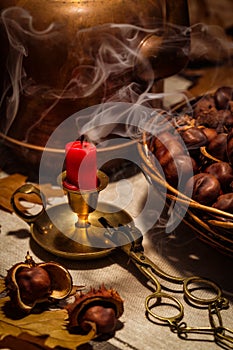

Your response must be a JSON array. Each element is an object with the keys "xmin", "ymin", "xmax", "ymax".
[
  {"xmin": 183, "ymin": 276, "xmax": 222, "ymax": 306},
  {"xmin": 145, "ymin": 291, "xmax": 184, "ymax": 324}
]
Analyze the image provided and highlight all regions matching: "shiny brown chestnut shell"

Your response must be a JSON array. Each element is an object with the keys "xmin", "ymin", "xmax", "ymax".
[
  {"xmin": 163, "ymin": 155, "xmax": 198, "ymax": 187},
  {"xmin": 207, "ymin": 133, "xmax": 228, "ymax": 161},
  {"xmin": 204, "ymin": 162, "xmax": 233, "ymax": 192},
  {"xmin": 179, "ymin": 127, "xmax": 208, "ymax": 149},
  {"xmin": 214, "ymin": 86, "xmax": 233, "ymax": 110},
  {"xmin": 66, "ymin": 284, "xmax": 124, "ymax": 335},
  {"xmin": 227, "ymin": 129, "xmax": 233, "ymax": 165},
  {"xmin": 185, "ymin": 173, "xmax": 221, "ymax": 206},
  {"xmin": 212, "ymin": 193, "xmax": 233, "ymax": 214},
  {"xmin": 5, "ymin": 252, "xmax": 73, "ymax": 312},
  {"xmin": 155, "ymin": 139, "xmax": 185, "ymax": 168},
  {"xmin": 201, "ymin": 128, "xmax": 218, "ymax": 143}
]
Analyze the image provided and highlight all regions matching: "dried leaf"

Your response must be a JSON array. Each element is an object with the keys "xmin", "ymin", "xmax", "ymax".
[
  {"xmin": 0, "ymin": 278, "xmax": 96, "ymax": 350},
  {"xmin": 0, "ymin": 172, "xmax": 64, "ymax": 213},
  {"xmin": 0, "ymin": 279, "xmax": 5, "ymax": 294},
  {"xmin": 0, "ymin": 174, "xmax": 27, "ymax": 212},
  {"xmin": 0, "ymin": 335, "xmax": 52, "ymax": 350}
]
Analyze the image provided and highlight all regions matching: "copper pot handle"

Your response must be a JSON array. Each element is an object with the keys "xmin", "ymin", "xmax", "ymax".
[
  {"xmin": 136, "ymin": 0, "xmax": 190, "ymax": 81},
  {"xmin": 11, "ymin": 184, "xmax": 46, "ymax": 223}
]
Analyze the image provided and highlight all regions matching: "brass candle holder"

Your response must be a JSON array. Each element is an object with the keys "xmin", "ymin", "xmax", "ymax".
[
  {"xmin": 60, "ymin": 170, "xmax": 109, "ymax": 247},
  {"xmin": 11, "ymin": 170, "xmax": 133, "ymax": 260}
]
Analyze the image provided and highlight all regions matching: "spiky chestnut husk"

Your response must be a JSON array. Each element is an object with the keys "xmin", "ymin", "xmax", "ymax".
[
  {"xmin": 66, "ymin": 284, "xmax": 124, "ymax": 335},
  {"xmin": 5, "ymin": 252, "xmax": 73, "ymax": 312}
]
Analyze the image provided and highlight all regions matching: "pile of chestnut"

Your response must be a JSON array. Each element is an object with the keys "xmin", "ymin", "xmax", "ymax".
[{"xmin": 149, "ymin": 86, "xmax": 233, "ymax": 215}]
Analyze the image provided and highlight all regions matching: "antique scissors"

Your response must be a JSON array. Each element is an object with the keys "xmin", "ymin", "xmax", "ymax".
[{"xmin": 99, "ymin": 217, "xmax": 233, "ymax": 348}]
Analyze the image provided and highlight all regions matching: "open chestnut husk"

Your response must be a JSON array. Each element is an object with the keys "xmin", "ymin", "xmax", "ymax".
[
  {"xmin": 194, "ymin": 95, "xmax": 216, "ymax": 116},
  {"xmin": 66, "ymin": 284, "xmax": 124, "ymax": 336},
  {"xmin": 5, "ymin": 252, "xmax": 73, "ymax": 312}
]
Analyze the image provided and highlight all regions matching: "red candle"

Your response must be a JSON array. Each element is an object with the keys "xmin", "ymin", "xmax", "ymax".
[{"xmin": 64, "ymin": 140, "xmax": 97, "ymax": 190}]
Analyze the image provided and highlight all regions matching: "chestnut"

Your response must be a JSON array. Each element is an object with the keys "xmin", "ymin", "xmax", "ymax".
[
  {"xmin": 66, "ymin": 285, "xmax": 124, "ymax": 336},
  {"xmin": 214, "ymin": 86, "xmax": 233, "ymax": 110},
  {"xmin": 155, "ymin": 139, "xmax": 185, "ymax": 167},
  {"xmin": 207, "ymin": 133, "xmax": 228, "ymax": 161},
  {"xmin": 179, "ymin": 127, "xmax": 208, "ymax": 149},
  {"xmin": 230, "ymin": 101, "xmax": 233, "ymax": 114},
  {"xmin": 222, "ymin": 109, "xmax": 233, "ymax": 128},
  {"xmin": 148, "ymin": 131, "xmax": 173, "ymax": 154},
  {"xmin": 5, "ymin": 252, "xmax": 73, "ymax": 312},
  {"xmin": 201, "ymin": 128, "xmax": 218, "ymax": 143},
  {"xmin": 212, "ymin": 193, "xmax": 233, "ymax": 213},
  {"xmin": 227, "ymin": 129, "xmax": 233, "ymax": 165},
  {"xmin": 185, "ymin": 173, "xmax": 221, "ymax": 205},
  {"xmin": 216, "ymin": 109, "xmax": 233, "ymax": 132},
  {"xmin": 16, "ymin": 266, "xmax": 51, "ymax": 305},
  {"xmin": 79, "ymin": 304, "xmax": 117, "ymax": 334},
  {"xmin": 164, "ymin": 155, "xmax": 197, "ymax": 187},
  {"xmin": 152, "ymin": 131, "xmax": 179, "ymax": 151},
  {"xmin": 204, "ymin": 162, "xmax": 233, "ymax": 192}
]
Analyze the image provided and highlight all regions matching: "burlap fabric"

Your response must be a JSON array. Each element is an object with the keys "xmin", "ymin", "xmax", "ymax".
[{"xmin": 0, "ymin": 171, "xmax": 232, "ymax": 350}]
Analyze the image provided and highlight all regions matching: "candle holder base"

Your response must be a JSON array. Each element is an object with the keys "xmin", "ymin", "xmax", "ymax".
[{"xmin": 29, "ymin": 202, "xmax": 133, "ymax": 260}]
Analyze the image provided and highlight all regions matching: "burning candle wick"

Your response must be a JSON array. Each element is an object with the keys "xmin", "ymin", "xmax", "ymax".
[{"xmin": 80, "ymin": 135, "xmax": 85, "ymax": 147}]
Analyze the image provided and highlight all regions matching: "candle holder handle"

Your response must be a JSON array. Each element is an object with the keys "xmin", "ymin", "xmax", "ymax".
[{"xmin": 11, "ymin": 184, "xmax": 46, "ymax": 223}]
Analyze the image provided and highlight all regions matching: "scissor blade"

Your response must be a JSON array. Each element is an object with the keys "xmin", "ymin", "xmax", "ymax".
[{"xmin": 98, "ymin": 217, "xmax": 142, "ymax": 248}]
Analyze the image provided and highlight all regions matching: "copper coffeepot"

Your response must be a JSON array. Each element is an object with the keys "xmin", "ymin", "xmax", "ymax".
[{"xmin": 0, "ymin": 0, "xmax": 190, "ymax": 178}]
